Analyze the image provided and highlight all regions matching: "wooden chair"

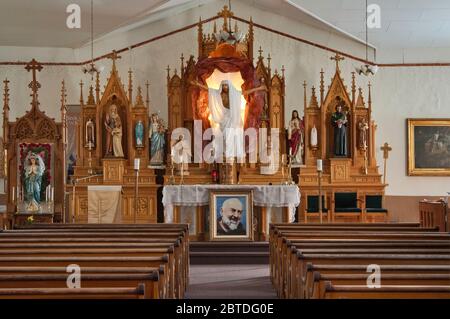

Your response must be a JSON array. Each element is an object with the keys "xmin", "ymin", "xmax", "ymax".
[
  {"xmin": 304, "ymin": 195, "xmax": 329, "ymax": 223},
  {"xmin": 332, "ymin": 193, "xmax": 362, "ymax": 222},
  {"xmin": 365, "ymin": 195, "xmax": 388, "ymax": 223}
]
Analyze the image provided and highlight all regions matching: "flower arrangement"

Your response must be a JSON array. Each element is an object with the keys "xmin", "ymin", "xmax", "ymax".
[{"xmin": 26, "ymin": 216, "xmax": 34, "ymax": 225}]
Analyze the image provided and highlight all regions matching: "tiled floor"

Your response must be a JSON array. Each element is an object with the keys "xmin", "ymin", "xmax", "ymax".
[{"xmin": 185, "ymin": 264, "xmax": 278, "ymax": 299}]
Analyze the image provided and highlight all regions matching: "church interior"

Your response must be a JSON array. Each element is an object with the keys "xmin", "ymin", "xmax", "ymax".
[{"xmin": 0, "ymin": 0, "xmax": 449, "ymax": 302}]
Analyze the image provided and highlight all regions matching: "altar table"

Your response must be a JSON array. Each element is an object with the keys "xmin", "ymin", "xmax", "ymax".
[{"xmin": 162, "ymin": 184, "xmax": 300, "ymax": 241}]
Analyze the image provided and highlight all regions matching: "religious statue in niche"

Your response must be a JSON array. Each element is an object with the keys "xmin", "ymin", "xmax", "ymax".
[
  {"xmin": 135, "ymin": 120, "xmax": 144, "ymax": 148},
  {"xmin": 259, "ymin": 77, "xmax": 269, "ymax": 121},
  {"xmin": 149, "ymin": 113, "xmax": 166, "ymax": 165},
  {"xmin": 331, "ymin": 96, "xmax": 349, "ymax": 157},
  {"xmin": 310, "ymin": 124, "xmax": 318, "ymax": 150},
  {"xmin": 104, "ymin": 104, "xmax": 124, "ymax": 158},
  {"xmin": 288, "ymin": 110, "xmax": 304, "ymax": 165},
  {"xmin": 171, "ymin": 134, "xmax": 191, "ymax": 174},
  {"xmin": 191, "ymin": 78, "xmax": 266, "ymax": 158},
  {"xmin": 85, "ymin": 118, "xmax": 95, "ymax": 149},
  {"xmin": 23, "ymin": 152, "xmax": 45, "ymax": 212},
  {"xmin": 358, "ymin": 118, "xmax": 369, "ymax": 150}
]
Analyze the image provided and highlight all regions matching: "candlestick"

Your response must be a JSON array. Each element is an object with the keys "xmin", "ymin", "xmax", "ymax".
[
  {"xmin": 134, "ymin": 158, "xmax": 140, "ymax": 171},
  {"xmin": 317, "ymin": 159, "xmax": 323, "ymax": 172}
]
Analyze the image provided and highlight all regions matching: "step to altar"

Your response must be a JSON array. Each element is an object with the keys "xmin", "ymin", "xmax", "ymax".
[{"xmin": 190, "ymin": 242, "xmax": 269, "ymax": 265}]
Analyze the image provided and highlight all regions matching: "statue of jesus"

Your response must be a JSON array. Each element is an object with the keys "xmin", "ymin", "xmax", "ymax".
[{"xmin": 191, "ymin": 77, "xmax": 266, "ymax": 158}]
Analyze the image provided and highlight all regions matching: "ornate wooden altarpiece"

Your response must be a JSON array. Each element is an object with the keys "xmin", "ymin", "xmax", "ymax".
[
  {"xmin": 166, "ymin": 6, "xmax": 287, "ymax": 186},
  {"xmin": 299, "ymin": 54, "xmax": 387, "ymax": 223},
  {"xmin": 68, "ymin": 52, "xmax": 158, "ymax": 223},
  {"xmin": 165, "ymin": 6, "xmax": 293, "ymax": 240},
  {"xmin": 2, "ymin": 59, "xmax": 67, "ymax": 228}
]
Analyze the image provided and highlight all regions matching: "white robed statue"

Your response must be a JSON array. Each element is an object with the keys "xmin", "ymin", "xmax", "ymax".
[{"xmin": 192, "ymin": 70, "xmax": 266, "ymax": 159}]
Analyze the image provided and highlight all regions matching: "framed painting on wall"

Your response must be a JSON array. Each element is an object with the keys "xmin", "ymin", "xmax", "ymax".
[
  {"xmin": 407, "ymin": 119, "xmax": 450, "ymax": 176},
  {"xmin": 209, "ymin": 190, "xmax": 253, "ymax": 241}
]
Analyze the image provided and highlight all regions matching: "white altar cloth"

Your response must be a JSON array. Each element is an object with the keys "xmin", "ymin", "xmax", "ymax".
[{"xmin": 162, "ymin": 184, "xmax": 300, "ymax": 223}]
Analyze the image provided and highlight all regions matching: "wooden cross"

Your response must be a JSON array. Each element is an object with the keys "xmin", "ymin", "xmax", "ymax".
[
  {"xmin": 218, "ymin": 5, "xmax": 234, "ymax": 31},
  {"xmin": 380, "ymin": 142, "xmax": 392, "ymax": 185},
  {"xmin": 107, "ymin": 50, "xmax": 121, "ymax": 69},
  {"xmin": 381, "ymin": 142, "xmax": 392, "ymax": 159},
  {"xmin": 330, "ymin": 53, "xmax": 345, "ymax": 70},
  {"xmin": 25, "ymin": 59, "xmax": 43, "ymax": 99}
]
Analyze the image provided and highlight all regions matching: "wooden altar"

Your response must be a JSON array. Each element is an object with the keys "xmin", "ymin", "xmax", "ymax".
[
  {"xmin": 67, "ymin": 52, "xmax": 158, "ymax": 223},
  {"xmin": 165, "ymin": 6, "xmax": 287, "ymax": 185},
  {"xmin": 2, "ymin": 59, "xmax": 66, "ymax": 228},
  {"xmin": 299, "ymin": 54, "xmax": 388, "ymax": 223}
]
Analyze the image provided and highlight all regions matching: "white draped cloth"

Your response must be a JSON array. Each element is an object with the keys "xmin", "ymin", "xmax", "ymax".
[
  {"xmin": 206, "ymin": 70, "xmax": 246, "ymax": 158},
  {"xmin": 162, "ymin": 184, "xmax": 300, "ymax": 223}
]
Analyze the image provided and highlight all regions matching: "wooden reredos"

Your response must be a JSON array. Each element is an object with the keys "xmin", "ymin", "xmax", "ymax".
[{"xmin": 2, "ymin": 59, "xmax": 67, "ymax": 222}]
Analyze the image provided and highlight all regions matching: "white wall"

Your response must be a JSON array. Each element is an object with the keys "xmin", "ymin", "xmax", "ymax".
[{"xmin": 0, "ymin": 0, "xmax": 449, "ymax": 198}]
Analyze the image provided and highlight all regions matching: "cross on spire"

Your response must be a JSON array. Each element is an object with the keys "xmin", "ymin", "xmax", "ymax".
[
  {"xmin": 25, "ymin": 59, "xmax": 43, "ymax": 102},
  {"xmin": 218, "ymin": 5, "xmax": 234, "ymax": 31},
  {"xmin": 107, "ymin": 50, "xmax": 122, "ymax": 70},
  {"xmin": 331, "ymin": 53, "xmax": 345, "ymax": 70},
  {"xmin": 258, "ymin": 47, "xmax": 263, "ymax": 58}
]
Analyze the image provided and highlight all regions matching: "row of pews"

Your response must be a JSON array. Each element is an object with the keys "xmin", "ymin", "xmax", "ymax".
[
  {"xmin": 270, "ymin": 223, "xmax": 450, "ymax": 299},
  {"xmin": 0, "ymin": 223, "xmax": 189, "ymax": 299}
]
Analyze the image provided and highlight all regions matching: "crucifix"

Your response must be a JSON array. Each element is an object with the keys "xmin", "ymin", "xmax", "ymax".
[
  {"xmin": 330, "ymin": 53, "xmax": 345, "ymax": 70},
  {"xmin": 25, "ymin": 59, "xmax": 43, "ymax": 108},
  {"xmin": 107, "ymin": 50, "xmax": 122, "ymax": 69},
  {"xmin": 381, "ymin": 142, "xmax": 392, "ymax": 185}
]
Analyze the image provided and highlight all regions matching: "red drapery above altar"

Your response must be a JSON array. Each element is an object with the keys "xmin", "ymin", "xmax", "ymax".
[{"xmin": 192, "ymin": 56, "xmax": 264, "ymax": 131}]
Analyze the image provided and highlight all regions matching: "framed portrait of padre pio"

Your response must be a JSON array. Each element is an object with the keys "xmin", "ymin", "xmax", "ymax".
[
  {"xmin": 210, "ymin": 190, "xmax": 253, "ymax": 241},
  {"xmin": 407, "ymin": 119, "xmax": 450, "ymax": 176}
]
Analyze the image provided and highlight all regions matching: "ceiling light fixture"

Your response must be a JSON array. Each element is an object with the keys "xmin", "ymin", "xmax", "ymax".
[
  {"xmin": 82, "ymin": 0, "xmax": 104, "ymax": 77},
  {"xmin": 356, "ymin": 0, "xmax": 378, "ymax": 76}
]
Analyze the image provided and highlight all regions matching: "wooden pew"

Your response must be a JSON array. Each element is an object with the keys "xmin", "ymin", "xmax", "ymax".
[
  {"xmin": 0, "ymin": 272, "xmax": 161, "ymax": 299},
  {"xmin": 0, "ymin": 284, "xmax": 149, "ymax": 299},
  {"xmin": 318, "ymin": 281, "xmax": 450, "ymax": 299},
  {"xmin": 311, "ymin": 272, "xmax": 450, "ymax": 299},
  {"xmin": 305, "ymin": 263, "xmax": 450, "ymax": 299},
  {"xmin": 272, "ymin": 230, "xmax": 450, "ymax": 297},
  {"xmin": 0, "ymin": 227, "xmax": 189, "ymax": 299},
  {"xmin": 292, "ymin": 253, "xmax": 450, "ymax": 299},
  {"xmin": 269, "ymin": 224, "xmax": 450, "ymax": 298}
]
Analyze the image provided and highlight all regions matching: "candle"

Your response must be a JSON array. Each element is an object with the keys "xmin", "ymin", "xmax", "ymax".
[
  {"xmin": 317, "ymin": 159, "xmax": 323, "ymax": 172},
  {"xmin": 51, "ymin": 187, "xmax": 54, "ymax": 202},
  {"xmin": 12, "ymin": 187, "xmax": 15, "ymax": 202},
  {"xmin": 134, "ymin": 158, "xmax": 140, "ymax": 170}
]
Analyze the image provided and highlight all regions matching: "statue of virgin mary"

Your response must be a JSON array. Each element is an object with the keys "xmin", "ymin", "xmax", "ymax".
[{"xmin": 23, "ymin": 152, "xmax": 45, "ymax": 212}]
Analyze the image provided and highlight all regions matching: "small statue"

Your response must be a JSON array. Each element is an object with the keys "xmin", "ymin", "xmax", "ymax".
[
  {"xmin": 288, "ymin": 110, "xmax": 304, "ymax": 165},
  {"xmin": 171, "ymin": 134, "xmax": 191, "ymax": 174},
  {"xmin": 358, "ymin": 118, "xmax": 369, "ymax": 150},
  {"xmin": 135, "ymin": 120, "xmax": 144, "ymax": 148},
  {"xmin": 149, "ymin": 113, "xmax": 166, "ymax": 165},
  {"xmin": 310, "ymin": 125, "xmax": 318, "ymax": 149},
  {"xmin": 23, "ymin": 152, "xmax": 45, "ymax": 212},
  {"xmin": 85, "ymin": 118, "xmax": 95, "ymax": 149},
  {"xmin": 331, "ymin": 97, "xmax": 348, "ymax": 157},
  {"xmin": 104, "ymin": 104, "xmax": 124, "ymax": 158}
]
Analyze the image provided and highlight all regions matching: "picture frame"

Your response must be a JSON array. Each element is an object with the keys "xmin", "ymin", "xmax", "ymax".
[
  {"xmin": 209, "ymin": 190, "xmax": 253, "ymax": 241},
  {"xmin": 407, "ymin": 119, "xmax": 450, "ymax": 176}
]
